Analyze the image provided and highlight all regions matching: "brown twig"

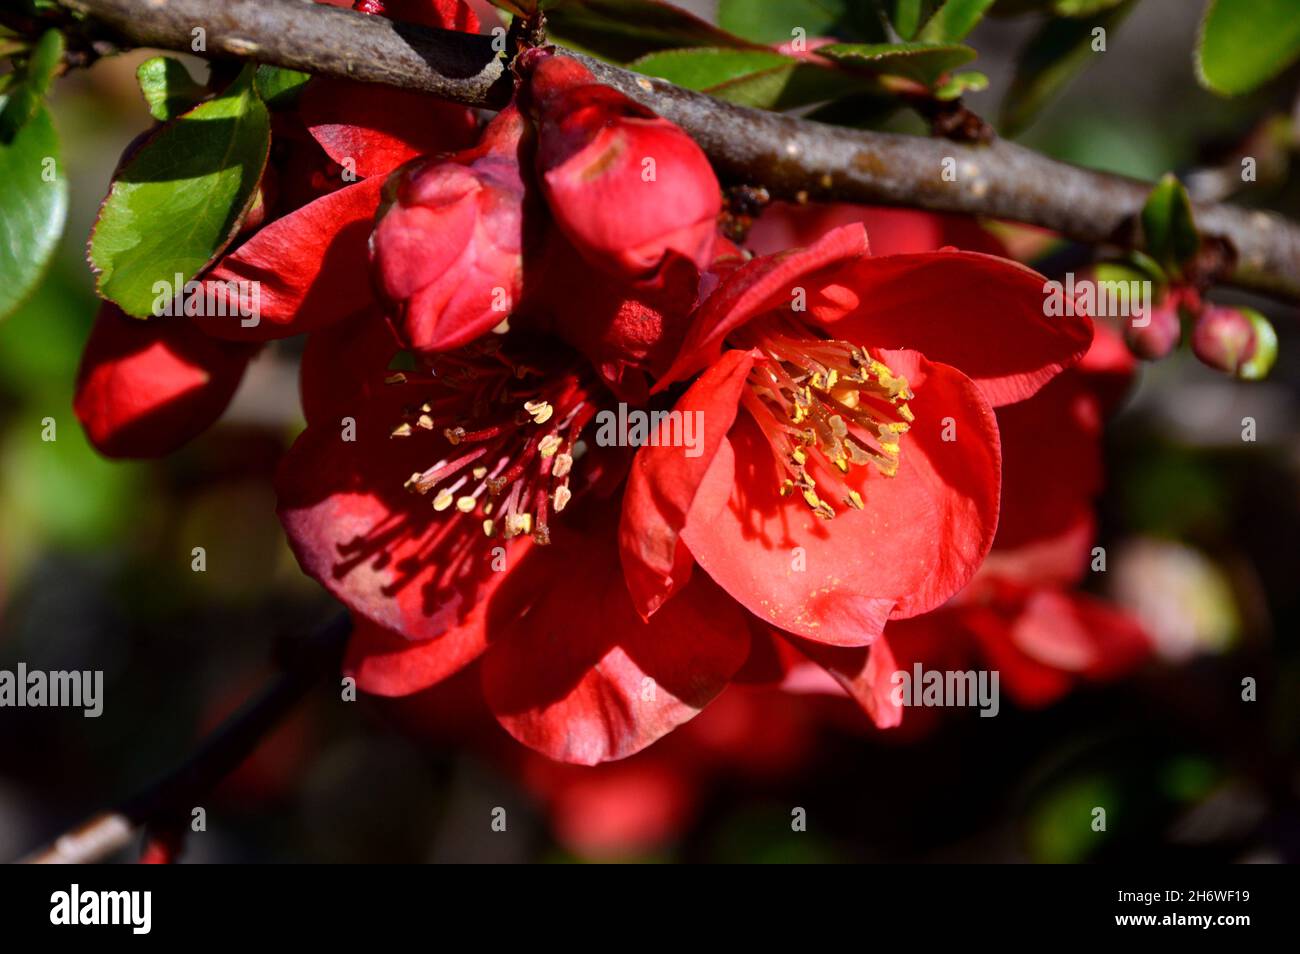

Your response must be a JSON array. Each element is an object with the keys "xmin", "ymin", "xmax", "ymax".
[
  {"xmin": 43, "ymin": 0, "xmax": 1300, "ymax": 300},
  {"xmin": 18, "ymin": 613, "xmax": 351, "ymax": 864}
]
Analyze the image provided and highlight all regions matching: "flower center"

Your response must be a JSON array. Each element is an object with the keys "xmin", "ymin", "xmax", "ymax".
[
  {"xmin": 387, "ymin": 340, "xmax": 599, "ymax": 545},
  {"xmin": 730, "ymin": 318, "xmax": 914, "ymax": 519}
]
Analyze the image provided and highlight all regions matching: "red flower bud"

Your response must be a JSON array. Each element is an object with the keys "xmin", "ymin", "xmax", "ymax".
[
  {"xmin": 1123, "ymin": 286, "xmax": 1188, "ymax": 361},
  {"xmin": 526, "ymin": 54, "xmax": 721, "ymax": 280},
  {"xmin": 1191, "ymin": 305, "xmax": 1277, "ymax": 379},
  {"xmin": 370, "ymin": 107, "xmax": 527, "ymax": 352}
]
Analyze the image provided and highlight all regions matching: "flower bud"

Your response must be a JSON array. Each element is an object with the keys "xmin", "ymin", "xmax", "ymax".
[
  {"xmin": 1124, "ymin": 286, "xmax": 1189, "ymax": 361},
  {"xmin": 1192, "ymin": 305, "xmax": 1277, "ymax": 379},
  {"xmin": 525, "ymin": 53, "xmax": 721, "ymax": 280},
  {"xmin": 370, "ymin": 107, "xmax": 527, "ymax": 352}
]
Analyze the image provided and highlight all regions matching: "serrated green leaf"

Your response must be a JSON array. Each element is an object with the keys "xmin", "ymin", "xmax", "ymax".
[
  {"xmin": 1197, "ymin": 0, "xmax": 1300, "ymax": 96},
  {"xmin": 631, "ymin": 47, "xmax": 869, "ymax": 109},
  {"xmin": 919, "ymin": 0, "xmax": 997, "ymax": 42},
  {"xmin": 1141, "ymin": 173, "xmax": 1199, "ymax": 272},
  {"xmin": 544, "ymin": 0, "xmax": 759, "ymax": 62},
  {"xmin": 136, "ymin": 56, "xmax": 206, "ymax": 122},
  {"xmin": 89, "ymin": 67, "xmax": 270, "ymax": 318},
  {"xmin": 814, "ymin": 41, "xmax": 976, "ymax": 84},
  {"xmin": 1000, "ymin": 1, "xmax": 1133, "ymax": 136},
  {"xmin": 0, "ymin": 104, "xmax": 66, "ymax": 321},
  {"xmin": 255, "ymin": 65, "xmax": 311, "ymax": 110},
  {"xmin": 0, "ymin": 29, "xmax": 64, "ymax": 141}
]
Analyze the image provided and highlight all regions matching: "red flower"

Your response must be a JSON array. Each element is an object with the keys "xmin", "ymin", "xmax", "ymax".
[
  {"xmin": 622, "ymin": 223, "xmax": 1093, "ymax": 650},
  {"xmin": 277, "ymin": 318, "xmax": 753, "ymax": 763},
  {"xmin": 280, "ymin": 214, "xmax": 1093, "ymax": 763},
  {"xmin": 370, "ymin": 107, "xmax": 529, "ymax": 352},
  {"xmin": 73, "ymin": 303, "xmax": 256, "ymax": 458},
  {"xmin": 524, "ymin": 53, "xmax": 722, "ymax": 280}
]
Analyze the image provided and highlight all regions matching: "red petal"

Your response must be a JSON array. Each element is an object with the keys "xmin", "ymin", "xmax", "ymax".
[
  {"xmin": 480, "ymin": 511, "xmax": 751, "ymax": 764},
  {"xmin": 781, "ymin": 630, "xmax": 903, "ymax": 728},
  {"xmin": 203, "ymin": 176, "xmax": 385, "ymax": 340},
  {"xmin": 658, "ymin": 223, "xmax": 869, "ymax": 388},
  {"xmin": 681, "ymin": 349, "xmax": 1001, "ymax": 646},
  {"xmin": 619, "ymin": 348, "xmax": 754, "ymax": 618},
  {"xmin": 748, "ymin": 203, "xmax": 1008, "ymax": 258},
  {"xmin": 343, "ymin": 609, "xmax": 491, "ymax": 697},
  {"xmin": 276, "ymin": 385, "xmax": 532, "ymax": 640},
  {"xmin": 299, "ymin": 308, "xmax": 400, "ymax": 427},
  {"xmin": 301, "ymin": 79, "xmax": 478, "ymax": 179},
  {"xmin": 74, "ymin": 303, "xmax": 255, "ymax": 458},
  {"xmin": 823, "ymin": 251, "xmax": 1093, "ymax": 407},
  {"xmin": 964, "ymin": 588, "xmax": 1151, "ymax": 707}
]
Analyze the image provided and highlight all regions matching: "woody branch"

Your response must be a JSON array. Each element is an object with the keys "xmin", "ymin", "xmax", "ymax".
[{"xmin": 36, "ymin": 0, "xmax": 1300, "ymax": 298}]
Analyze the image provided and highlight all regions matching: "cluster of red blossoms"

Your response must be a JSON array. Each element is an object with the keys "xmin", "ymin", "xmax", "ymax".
[{"xmin": 73, "ymin": 0, "xmax": 1150, "ymax": 765}]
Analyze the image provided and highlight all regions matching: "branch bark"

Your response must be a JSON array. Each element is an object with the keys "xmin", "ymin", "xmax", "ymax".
[
  {"xmin": 60, "ymin": 0, "xmax": 1300, "ymax": 300},
  {"xmin": 18, "ymin": 613, "xmax": 351, "ymax": 864}
]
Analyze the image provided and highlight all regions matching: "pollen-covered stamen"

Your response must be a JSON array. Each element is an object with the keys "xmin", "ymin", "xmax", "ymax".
[
  {"xmin": 731, "ymin": 320, "xmax": 915, "ymax": 519},
  {"xmin": 387, "ymin": 341, "xmax": 598, "ymax": 544}
]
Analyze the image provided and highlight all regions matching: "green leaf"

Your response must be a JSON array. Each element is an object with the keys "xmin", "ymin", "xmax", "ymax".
[
  {"xmin": 0, "ymin": 29, "xmax": 64, "ymax": 140},
  {"xmin": 717, "ymin": 0, "xmax": 888, "ymax": 46},
  {"xmin": 136, "ymin": 56, "xmax": 206, "ymax": 122},
  {"xmin": 89, "ymin": 67, "xmax": 270, "ymax": 318},
  {"xmin": 631, "ymin": 47, "xmax": 869, "ymax": 109},
  {"xmin": 544, "ymin": 0, "xmax": 759, "ymax": 62},
  {"xmin": 999, "ymin": 1, "xmax": 1133, "ymax": 136},
  {"xmin": 1140, "ymin": 173, "xmax": 1199, "ymax": 272},
  {"xmin": 814, "ymin": 41, "xmax": 977, "ymax": 84},
  {"xmin": 1197, "ymin": 0, "xmax": 1300, "ymax": 95},
  {"xmin": 255, "ymin": 65, "xmax": 311, "ymax": 110},
  {"xmin": 891, "ymin": 0, "xmax": 927, "ymax": 39},
  {"xmin": 1051, "ymin": 0, "xmax": 1126, "ymax": 13},
  {"xmin": 0, "ymin": 105, "xmax": 66, "ymax": 321},
  {"xmin": 919, "ymin": 0, "xmax": 997, "ymax": 42}
]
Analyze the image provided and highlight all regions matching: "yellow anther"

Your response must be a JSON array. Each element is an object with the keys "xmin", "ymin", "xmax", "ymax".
[
  {"xmin": 553, "ymin": 484, "xmax": 572, "ymax": 512},
  {"xmin": 552, "ymin": 452, "xmax": 573, "ymax": 478},
  {"xmin": 456, "ymin": 496, "xmax": 476, "ymax": 513},
  {"xmin": 482, "ymin": 518, "xmax": 495, "ymax": 537},
  {"xmin": 433, "ymin": 489, "xmax": 454, "ymax": 511},
  {"xmin": 416, "ymin": 414, "xmax": 434, "ymax": 430},
  {"xmin": 846, "ymin": 490, "xmax": 864, "ymax": 510},
  {"xmin": 391, "ymin": 423, "xmax": 413, "ymax": 438},
  {"xmin": 524, "ymin": 400, "xmax": 553, "ymax": 424},
  {"xmin": 538, "ymin": 434, "xmax": 562, "ymax": 457},
  {"xmin": 472, "ymin": 466, "xmax": 488, "ymax": 480}
]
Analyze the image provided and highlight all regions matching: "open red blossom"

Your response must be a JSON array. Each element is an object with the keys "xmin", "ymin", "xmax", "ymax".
[
  {"xmin": 371, "ymin": 107, "xmax": 529, "ymax": 352},
  {"xmin": 622, "ymin": 223, "xmax": 1093, "ymax": 649},
  {"xmin": 277, "ymin": 319, "xmax": 754, "ymax": 763},
  {"xmin": 73, "ymin": 303, "xmax": 257, "ymax": 458},
  {"xmin": 523, "ymin": 53, "xmax": 722, "ymax": 281}
]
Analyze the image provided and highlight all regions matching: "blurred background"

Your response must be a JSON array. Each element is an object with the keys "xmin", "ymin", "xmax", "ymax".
[{"xmin": 0, "ymin": 0, "xmax": 1297, "ymax": 862}]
